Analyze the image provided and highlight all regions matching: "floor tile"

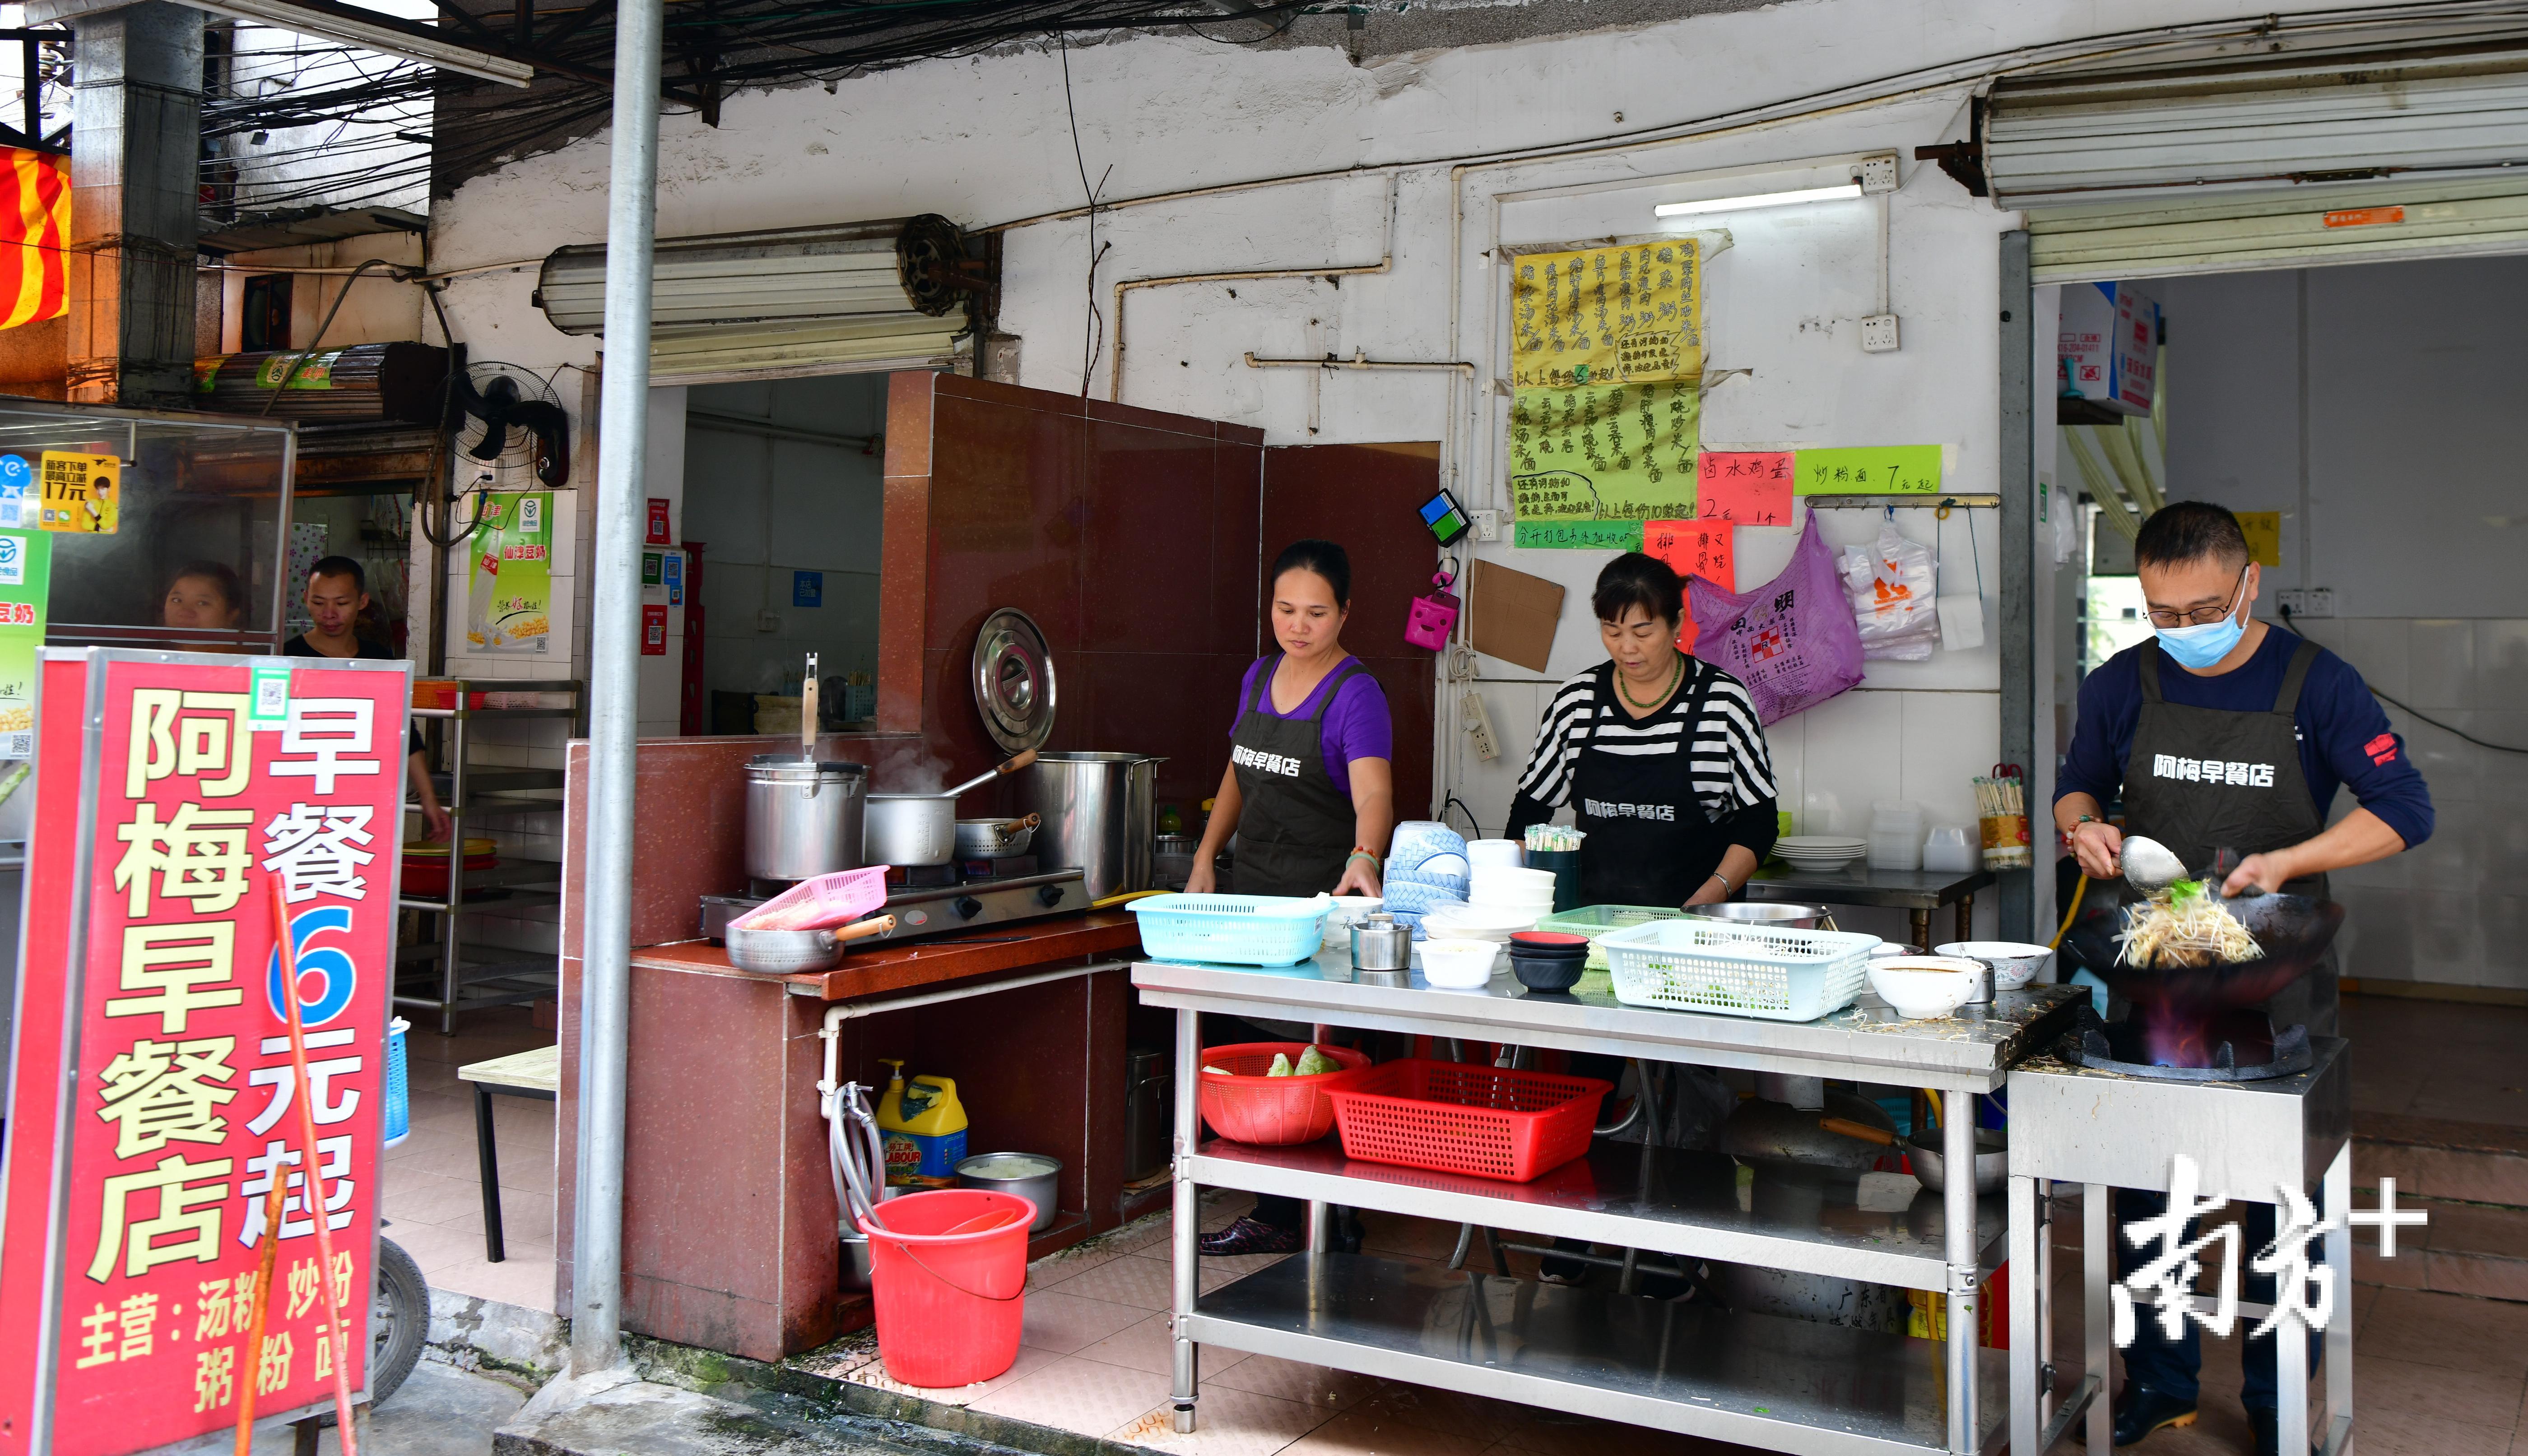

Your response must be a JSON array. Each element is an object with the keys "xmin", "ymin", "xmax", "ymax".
[
  {"xmin": 1279, "ymin": 1406, "xmax": 1491, "ymax": 1456},
  {"xmin": 2352, "ymin": 1411, "xmax": 2511, "ymax": 1456},
  {"xmin": 1076, "ymin": 1311, "xmax": 1251, "ymax": 1378},
  {"xmin": 1203, "ymin": 1354, "xmax": 1385, "ymax": 1412},
  {"xmin": 2357, "ymin": 1353, "xmax": 2528, "ymax": 1430},
  {"xmin": 1029, "ymin": 1242, "xmax": 1132, "ymax": 1292},
  {"xmin": 1019, "ymin": 1288, "xmax": 1156, "ymax": 1354},
  {"xmin": 1114, "ymin": 1384, "xmax": 1327, "ymax": 1456},
  {"xmin": 1349, "ymin": 1386, "xmax": 1523, "ymax": 1443},
  {"xmin": 382, "ymin": 1164, "xmax": 492, "ymax": 1226},
  {"xmin": 428, "ymin": 1252, "xmax": 558, "ymax": 1312},
  {"xmin": 2364, "ymin": 1288, "xmax": 2528, "ymax": 1377},
  {"xmin": 1055, "ymin": 1253, "xmax": 1179, "ymax": 1311},
  {"xmin": 846, "ymin": 1344, "xmax": 1060, "ymax": 1405},
  {"xmin": 969, "ymin": 1354, "xmax": 1175, "ymax": 1435},
  {"xmin": 386, "ymin": 1218, "xmax": 490, "ymax": 1275}
]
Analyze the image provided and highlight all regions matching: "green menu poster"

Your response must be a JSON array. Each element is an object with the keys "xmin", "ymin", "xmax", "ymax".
[
  {"xmin": 468, "ymin": 491, "xmax": 553, "ymax": 654},
  {"xmin": 0, "ymin": 528, "xmax": 52, "ymax": 763}
]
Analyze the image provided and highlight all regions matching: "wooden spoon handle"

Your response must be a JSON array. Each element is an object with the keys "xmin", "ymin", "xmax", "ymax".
[
  {"xmin": 833, "ymin": 914, "xmax": 897, "ymax": 943},
  {"xmin": 1000, "ymin": 748, "xmax": 1039, "ymax": 774},
  {"xmin": 1821, "ymin": 1117, "xmax": 1897, "ymax": 1146}
]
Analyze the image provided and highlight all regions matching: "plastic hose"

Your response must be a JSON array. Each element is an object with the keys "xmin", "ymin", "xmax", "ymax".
[{"xmin": 2049, "ymin": 874, "xmax": 2091, "ymax": 951}]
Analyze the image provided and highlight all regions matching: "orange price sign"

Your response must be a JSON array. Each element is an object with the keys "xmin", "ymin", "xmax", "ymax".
[{"xmin": 1644, "ymin": 518, "xmax": 1734, "ymax": 593}]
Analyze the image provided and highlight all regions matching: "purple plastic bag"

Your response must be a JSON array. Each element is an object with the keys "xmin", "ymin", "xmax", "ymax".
[{"xmin": 1687, "ymin": 514, "xmax": 1865, "ymax": 725}]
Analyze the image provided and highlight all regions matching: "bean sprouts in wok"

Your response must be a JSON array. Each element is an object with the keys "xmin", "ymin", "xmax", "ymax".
[{"xmin": 2119, "ymin": 881, "xmax": 2263, "ymax": 969}]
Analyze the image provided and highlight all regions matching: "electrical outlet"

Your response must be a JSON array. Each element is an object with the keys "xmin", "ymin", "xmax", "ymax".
[
  {"xmin": 1860, "ymin": 314, "xmax": 1901, "ymax": 353},
  {"xmin": 2277, "ymin": 588, "xmax": 2336, "ymax": 619},
  {"xmin": 1858, "ymin": 153, "xmax": 1900, "ymax": 195},
  {"xmin": 757, "ymin": 610, "xmax": 782, "ymax": 632},
  {"xmin": 1472, "ymin": 509, "xmax": 1502, "ymax": 543},
  {"xmin": 1462, "ymin": 689, "xmax": 1500, "ymax": 762}
]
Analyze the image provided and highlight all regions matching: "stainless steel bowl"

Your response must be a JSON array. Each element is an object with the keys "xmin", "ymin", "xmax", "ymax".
[
  {"xmin": 724, "ymin": 923, "xmax": 844, "ymax": 974},
  {"xmin": 1908, "ymin": 1127, "xmax": 2007, "ymax": 1194},
  {"xmin": 838, "ymin": 1232, "xmax": 874, "ymax": 1289},
  {"xmin": 1685, "ymin": 902, "xmax": 1837, "ymax": 931},
  {"xmin": 956, "ymin": 1152, "xmax": 1060, "ymax": 1233}
]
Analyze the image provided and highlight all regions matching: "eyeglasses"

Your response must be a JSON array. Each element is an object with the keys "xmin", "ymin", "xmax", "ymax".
[{"xmin": 2144, "ymin": 567, "xmax": 2250, "ymax": 630}]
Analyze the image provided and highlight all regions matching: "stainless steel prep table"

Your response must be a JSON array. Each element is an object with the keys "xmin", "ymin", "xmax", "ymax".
[
  {"xmin": 1135, "ymin": 951, "xmax": 2084, "ymax": 1456},
  {"xmin": 1746, "ymin": 863, "xmax": 2000, "ymax": 950}
]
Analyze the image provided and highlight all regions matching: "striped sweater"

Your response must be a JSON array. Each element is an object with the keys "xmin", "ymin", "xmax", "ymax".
[{"xmin": 1506, "ymin": 658, "xmax": 1779, "ymax": 832}]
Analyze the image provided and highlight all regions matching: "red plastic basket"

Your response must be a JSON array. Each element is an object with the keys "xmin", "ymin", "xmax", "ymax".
[
  {"xmin": 1198, "ymin": 1043, "xmax": 1371, "ymax": 1145},
  {"xmin": 1324, "ymin": 1060, "xmax": 1610, "ymax": 1182}
]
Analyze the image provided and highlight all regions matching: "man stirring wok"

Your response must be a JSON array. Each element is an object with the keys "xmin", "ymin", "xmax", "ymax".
[{"xmin": 2051, "ymin": 503, "xmax": 2431, "ymax": 1456}]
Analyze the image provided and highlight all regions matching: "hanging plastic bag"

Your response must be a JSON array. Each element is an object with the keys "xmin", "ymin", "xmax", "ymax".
[
  {"xmin": 1840, "ymin": 520, "xmax": 1939, "ymax": 662},
  {"xmin": 1687, "ymin": 514, "xmax": 1865, "ymax": 725}
]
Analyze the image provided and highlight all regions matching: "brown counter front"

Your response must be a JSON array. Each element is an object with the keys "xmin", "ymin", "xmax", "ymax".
[{"xmin": 555, "ymin": 912, "xmax": 1148, "ymax": 1361}]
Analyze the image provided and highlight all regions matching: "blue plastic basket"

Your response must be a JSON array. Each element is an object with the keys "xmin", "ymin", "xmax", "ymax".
[
  {"xmin": 383, "ymin": 1016, "xmax": 411, "ymax": 1148},
  {"xmin": 1129, "ymin": 894, "xmax": 1330, "ymax": 965}
]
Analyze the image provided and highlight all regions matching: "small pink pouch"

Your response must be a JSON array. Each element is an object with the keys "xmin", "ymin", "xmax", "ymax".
[{"xmin": 1405, "ymin": 570, "xmax": 1460, "ymax": 652}]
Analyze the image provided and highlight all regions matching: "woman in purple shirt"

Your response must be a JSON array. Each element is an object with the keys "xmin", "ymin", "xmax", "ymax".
[{"xmin": 1186, "ymin": 540, "xmax": 1394, "ymax": 899}]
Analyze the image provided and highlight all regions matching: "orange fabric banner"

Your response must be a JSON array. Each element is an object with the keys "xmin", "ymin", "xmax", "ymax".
[{"xmin": 0, "ymin": 148, "xmax": 67, "ymax": 329}]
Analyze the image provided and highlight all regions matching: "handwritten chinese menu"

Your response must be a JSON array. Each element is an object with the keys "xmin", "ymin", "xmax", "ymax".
[
  {"xmin": 1644, "ymin": 519, "xmax": 1735, "ymax": 593},
  {"xmin": 1694, "ymin": 452, "xmax": 1794, "ymax": 524},
  {"xmin": 1793, "ymin": 445, "xmax": 1943, "ymax": 496},
  {"xmin": 1508, "ymin": 380, "xmax": 1699, "ymax": 522},
  {"xmin": 1510, "ymin": 241, "xmax": 1703, "ymax": 390}
]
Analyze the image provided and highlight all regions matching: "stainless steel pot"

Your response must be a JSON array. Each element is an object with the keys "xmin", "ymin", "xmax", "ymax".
[
  {"xmin": 1018, "ymin": 751, "xmax": 1163, "ymax": 900},
  {"xmin": 1352, "ymin": 913, "xmax": 1412, "ymax": 972},
  {"xmin": 954, "ymin": 814, "xmax": 1039, "ymax": 861},
  {"xmin": 956, "ymin": 1152, "xmax": 1061, "ymax": 1233},
  {"xmin": 744, "ymin": 756, "xmax": 868, "ymax": 882},
  {"xmin": 866, "ymin": 794, "xmax": 957, "ymax": 866}
]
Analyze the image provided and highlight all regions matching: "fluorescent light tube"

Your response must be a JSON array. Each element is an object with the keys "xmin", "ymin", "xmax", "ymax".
[
  {"xmin": 181, "ymin": 0, "xmax": 534, "ymax": 86},
  {"xmin": 1654, "ymin": 181, "xmax": 1863, "ymax": 218}
]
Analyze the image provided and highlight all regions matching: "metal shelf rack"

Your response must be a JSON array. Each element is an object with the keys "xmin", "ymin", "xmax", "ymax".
[{"xmin": 397, "ymin": 678, "xmax": 585, "ymax": 1034}]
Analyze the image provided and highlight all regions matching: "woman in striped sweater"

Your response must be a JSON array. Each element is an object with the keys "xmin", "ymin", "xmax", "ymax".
[{"xmin": 1505, "ymin": 552, "xmax": 1779, "ymax": 909}]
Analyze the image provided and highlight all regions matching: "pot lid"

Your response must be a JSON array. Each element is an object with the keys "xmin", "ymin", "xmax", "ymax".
[{"xmin": 972, "ymin": 607, "xmax": 1056, "ymax": 754}]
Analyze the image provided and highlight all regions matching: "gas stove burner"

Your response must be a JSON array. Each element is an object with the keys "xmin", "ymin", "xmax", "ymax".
[
  {"xmin": 2063, "ymin": 1006, "xmax": 2313, "ymax": 1082},
  {"xmin": 887, "ymin": 863, "xmax": 962, "ymax": 890}
]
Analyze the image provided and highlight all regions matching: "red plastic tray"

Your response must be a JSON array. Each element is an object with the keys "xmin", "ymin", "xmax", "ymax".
[
  {"xmin": 1325, "ymin": 1059, "xmax": 1609, "ymax": 1182},
  {"xmin": 1198, "ymin": 1043, "xmax": 1370, "ymax": 1145}
]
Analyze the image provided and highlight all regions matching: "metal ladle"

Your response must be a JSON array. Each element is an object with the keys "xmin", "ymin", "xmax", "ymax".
[{"xmin": 2119, "ymin": 835, "xmax": 2190, "ymax": 895}]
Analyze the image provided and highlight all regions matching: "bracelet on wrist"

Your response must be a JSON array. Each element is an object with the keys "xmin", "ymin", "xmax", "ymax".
[{"xmin": 1347, "ymin": 849, "xmax": 1380, "ymax": 867}]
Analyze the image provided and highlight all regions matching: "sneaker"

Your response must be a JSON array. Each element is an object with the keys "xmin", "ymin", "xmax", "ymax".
[
  {"xmin": 2110, "ymin": 1384, "xmax": 2198, "ymax": 1447},
  {"xmin": 1199, "ymin": 1215, "xmax": 1303, "ymax": 1256}
]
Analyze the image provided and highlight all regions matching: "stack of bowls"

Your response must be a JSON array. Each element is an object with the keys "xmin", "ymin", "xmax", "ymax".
[
  {"xmin": 1466, "ymin": 839, "xmax": 1525, "ymax": 872},
  {"xmin": 1506, "ymin": 930, "xmax": 1591, "ymax": 991},
  {"xmin": 1469, "ymin": 864, "xmax": 1558, "ymax": 919},
  {"xmin": 1775, "ymin": 835, "xmax": 1868, "ymax": 872},
  {"xmin": 1384, "ymin": 821, "xmax": 1473, "ymax": 937},
  {"xmin": 1418, "ymin": 937, "xmax": 1502, "ymax": 989}
]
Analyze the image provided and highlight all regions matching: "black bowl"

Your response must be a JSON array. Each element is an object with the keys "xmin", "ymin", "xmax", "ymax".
[{"xmin": 1511, "ymin": 954, "xmax": 1585, "ymax": 991}]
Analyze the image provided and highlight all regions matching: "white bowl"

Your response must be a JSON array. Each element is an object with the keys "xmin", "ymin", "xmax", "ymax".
[
  {"xmin": 1868, "ymin": 956, "xmax": 1984, "ymax": 1019},
  {"xmin": 1935, "ymin": 941, "xmax": 2054, "ymax": 991},
  {"xmin": 1418, "ymin": 938, "xmax": 1501, "ymax": 989},
  {"xmin": 1467, "ymin": 839, "xmax": 1525, "ymax": 871},
  {"xmin": 1425, "ymin": 904, "xmax": 1539, "ymax": 942}
]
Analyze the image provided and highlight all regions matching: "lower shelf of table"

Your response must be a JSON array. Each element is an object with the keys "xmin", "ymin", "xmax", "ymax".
[
  {"xmin": 1188, "ymin": 1253, "xmax": 2005, "ymax": 1456},
  {"xmin": 1188, "ymin": 1138, "xmax": 2005, "ymax": 1290}
]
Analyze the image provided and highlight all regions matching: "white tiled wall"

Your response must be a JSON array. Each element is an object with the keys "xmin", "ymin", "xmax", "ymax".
[{"xmin": 2294, "ymin": 617, "xmax": 2528, "ymax": 991}]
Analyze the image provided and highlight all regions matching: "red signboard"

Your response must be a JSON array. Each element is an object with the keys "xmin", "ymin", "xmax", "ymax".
[{"xmin": 0, "ymin": 649, "xmax": 406, "ymax": 1454}]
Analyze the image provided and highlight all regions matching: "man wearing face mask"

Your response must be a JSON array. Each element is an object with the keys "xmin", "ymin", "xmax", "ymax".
[{"xmin": 2053, "ymin": 502, "xmax": 2431, "ymax": 1456}]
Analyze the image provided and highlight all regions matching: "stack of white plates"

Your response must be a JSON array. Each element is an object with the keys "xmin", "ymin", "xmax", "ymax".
[
  {"xmin": 1775, "ymin": 835, "xmax": 1868, "ymax": 872},
  {"xmin": 1425, "ymin": 903, "xmax": 1542, "ymax": 943}
]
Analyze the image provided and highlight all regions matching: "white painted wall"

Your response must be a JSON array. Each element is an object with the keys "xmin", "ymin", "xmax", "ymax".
[
  {"xmin": 423, "ymin": 0, "xmax": 2406, "ymax": 913},
  {"xmin": 680, "ymin": 374, "xmax": 888, "ymax": 724}
]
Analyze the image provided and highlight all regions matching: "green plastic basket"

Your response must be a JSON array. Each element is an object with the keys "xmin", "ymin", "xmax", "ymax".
[{"xmin": 1532, "ymin": 904, "xmax": 1687, "ymax": 970}]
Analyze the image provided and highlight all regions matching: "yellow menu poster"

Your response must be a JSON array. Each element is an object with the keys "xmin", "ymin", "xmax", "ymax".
[{"xmin": 1510, "ymin": 240, "xmax": 1702, "ymax": 389}]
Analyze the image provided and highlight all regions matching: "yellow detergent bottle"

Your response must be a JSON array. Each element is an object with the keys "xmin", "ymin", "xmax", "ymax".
[{"xmin": 874, "ymin": 1058, "xmax": 968, "ymax": 1188}]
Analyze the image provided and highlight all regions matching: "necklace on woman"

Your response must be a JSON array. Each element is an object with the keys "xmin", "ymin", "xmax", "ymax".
[{"xmin": 1618, "ymin": 652, "xmax": 1682, "ymax": 711}]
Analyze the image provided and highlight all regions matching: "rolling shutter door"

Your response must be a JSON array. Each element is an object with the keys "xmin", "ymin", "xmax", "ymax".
[{"xmin": 1988, "ymin": 38, "xmax": 2528, "ymax": 280}]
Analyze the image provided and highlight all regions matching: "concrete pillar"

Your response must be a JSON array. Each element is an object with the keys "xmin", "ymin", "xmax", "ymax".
[{"xmin": 64, "ymin": 2, "xmax": 200, "ymax": 405}]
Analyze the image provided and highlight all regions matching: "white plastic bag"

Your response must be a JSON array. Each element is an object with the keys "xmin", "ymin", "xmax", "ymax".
[{"xmin": 1840, "ymin": 523, "xmax": 1939, "ymax": 661}]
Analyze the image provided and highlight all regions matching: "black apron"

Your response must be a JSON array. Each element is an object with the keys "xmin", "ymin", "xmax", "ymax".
[
  {"xmin": 1229, "ymin": 655, "xmax": 1367, "ymax": 897},
  {"xmin": 1574, "ymin": 657, "xmax": 1734, "ymax": 907},
  {"xmin": 2122, "ymin": 637, "xmax": 2336, "ymax": 1034}
]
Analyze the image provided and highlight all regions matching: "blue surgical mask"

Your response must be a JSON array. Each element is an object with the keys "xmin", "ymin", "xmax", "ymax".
[{"xmin": 2156, "ymin": 610, "xmax": 2244, "ymax": 670}]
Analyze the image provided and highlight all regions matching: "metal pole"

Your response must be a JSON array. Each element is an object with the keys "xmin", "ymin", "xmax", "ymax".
[
  {"xmin": 569, "ymin": 0, "xmax": 663, "ymax": 1376},
  {"xmin": 1996, "ymin": 228, "xmax": 2035, "ymax": 943}
]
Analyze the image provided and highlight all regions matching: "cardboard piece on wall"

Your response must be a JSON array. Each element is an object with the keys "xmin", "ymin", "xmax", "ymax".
[
  {"xmin": 2236, "ymin": 510, "xmax": 2282, "ymax": 567},
  {"xmin": 1468, "ymin": 559, "xmax": 1566, "ymax": 673}
]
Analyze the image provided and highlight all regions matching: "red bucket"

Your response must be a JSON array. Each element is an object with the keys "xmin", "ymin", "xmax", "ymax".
[{"xmin": 858, "ymin": 1189, "xmax": 1032, "ymax": 1387}]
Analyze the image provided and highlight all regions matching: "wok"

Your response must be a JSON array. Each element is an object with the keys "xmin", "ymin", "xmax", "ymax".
[{"xmin": 2066, "ymin": 887, "xmax": 2344, "ymax": 1010}]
